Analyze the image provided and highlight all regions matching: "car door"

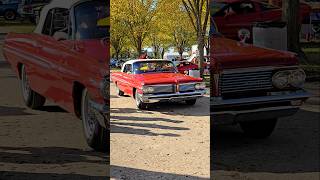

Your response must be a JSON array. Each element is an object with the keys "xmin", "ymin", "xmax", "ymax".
[
  {"xmin": 35, "ymin": 8, "xmax": 73, "ymax": 109},
  {"xmin": 119, "ymin": 64, "xmax": 133, "ymax": 95}
]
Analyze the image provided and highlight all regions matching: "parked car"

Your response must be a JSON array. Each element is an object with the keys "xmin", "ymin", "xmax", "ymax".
[
  {"xmin": 0, "ymin": 0, "xmax": 20, "ymax": 20},
  {"xmin": 3, "ymin": 0, "xmax": 109, "ymax": 152},
  {"xmin": 177, "ymin": 61, "xmax": 199, "ymax": 74},
  {"xmin": 210, "ymin": 19, "xmax": 310, "ymax": 138},
  {"xmin": 111, "ymin": 59, "xmax": 206, "ymax": 109},
  {"xmin": 17, "ymin": 0, "xmax": 51, "ymax": 23},
  {"xmin": 212, "ymin": 0, "xmax": 311, "ymax": 42}
]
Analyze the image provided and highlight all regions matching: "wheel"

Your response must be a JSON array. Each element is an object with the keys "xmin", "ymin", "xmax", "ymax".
[
  {"xmin": 20, "ymin": 65, "xmax": 45, "ymax": 109},
  {"xmin": 135, "ymin": 90, "xmax": 147, "ymax": 110},
  {"xmin": 4, "ymin": 10, "xmax": 17, "ymax": 20},
  {"xmin": 115, "ymin": 84, "xmax": 124, "ymax": 96},
  {"xmin": 240, "ymin": 118, "xmax": 278, "ymax": 139},
  {"xmin": 185, "ymin": 99, "xmax": 197, "ymax": 105},
  {"xmin": 81, "ymin": 88, "xmax": 108, "ymax": 152}
]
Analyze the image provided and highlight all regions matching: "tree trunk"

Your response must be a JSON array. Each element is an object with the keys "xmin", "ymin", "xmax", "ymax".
[
  {"xmin": 282, "ymin": 0, "xmax": 308, "ymax": 63},
  {"xmin": 198, "ymin": 35, "xmax": 205, "ymax": 77}
]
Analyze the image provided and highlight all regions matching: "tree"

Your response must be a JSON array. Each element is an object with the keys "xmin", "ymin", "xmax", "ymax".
[
  {"xmin": 182, "ymin": 0, "xmax": 210, "ymax": 77},
  {"xmin": 282, "ymin": 0, "xmax": 307, "ymax": 62}
]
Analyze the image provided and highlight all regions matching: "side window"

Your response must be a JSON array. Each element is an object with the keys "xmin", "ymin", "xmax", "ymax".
[
  {"xmin": 51, "ymin": 8, "xmax": 69, "ymax": 36},
  {"xmin": 42, "ymin": 8, "xmax": 69, "ymax": 37},
  {"xmin": 123, "ymin": 64, "xmax": 132, "ymax": 73},
  {"xmin": 42, "ymin": 9, "xmax": 53, "ymax": 35}
]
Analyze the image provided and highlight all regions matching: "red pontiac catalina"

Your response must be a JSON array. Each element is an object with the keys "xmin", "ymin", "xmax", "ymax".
[
  {"xmin": 111, "ymin": 59, "xmax": 206, "ymax": 109},
  {"xmin": 211, "ymin": 19, "xmax": 310, "ymax": 138},
  {"xmin": 212, "ymin": 0, "xmax": 311, "ymax": 41},
  {"xmin": 2, "ymin": 0, "xmax": 109, "ymax": 152}
]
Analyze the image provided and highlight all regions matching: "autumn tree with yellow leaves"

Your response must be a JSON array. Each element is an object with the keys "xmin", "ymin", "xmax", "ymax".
[{"xmin": 111, "ymin": 0, "xmax": 207, "ymax": 64}]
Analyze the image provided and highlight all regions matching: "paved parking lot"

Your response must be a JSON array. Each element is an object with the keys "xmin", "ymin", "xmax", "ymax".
[{"xmin": 110, "ymin": 82, "xmax": 210, "ymax": 179}]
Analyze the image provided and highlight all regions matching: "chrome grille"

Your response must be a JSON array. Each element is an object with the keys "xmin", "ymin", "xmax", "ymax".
[
  {"xmin": 220, "ymin": 70, "xmax": 273, "ymax": 94},
  {"xmin": 150, "ymin": 84, "xmax": 175, "ymax": 94},
  {"xmin": 179, "ymin": 83, "xmax": 195, "ymax": 92}
]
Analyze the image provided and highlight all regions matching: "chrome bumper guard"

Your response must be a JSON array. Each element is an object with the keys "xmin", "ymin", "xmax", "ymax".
[
  {"xmin": 141, "ymin": 90, "xmax": 206, "ymax": 103},
  {"xmin": 211, "ymin": 90, "xmax": 310, "ymax": 125}
]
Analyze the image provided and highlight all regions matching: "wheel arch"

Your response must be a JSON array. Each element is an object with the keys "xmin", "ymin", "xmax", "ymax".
[{"xmin": 73, "ymin": 81, "xmax": 85, "ymax": 118}]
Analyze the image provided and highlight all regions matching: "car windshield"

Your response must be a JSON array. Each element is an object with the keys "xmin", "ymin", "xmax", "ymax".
[
  {"xmin": 133, "ymin": 61, "xmax": 177, "ymax": 74},
  {"xmin": 74, "ymin": 1, "xmax": 109, "ymax": 40}
]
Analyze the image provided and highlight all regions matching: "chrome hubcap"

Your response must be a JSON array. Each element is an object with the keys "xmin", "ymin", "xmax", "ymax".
[
  {"xmin": 83, "ymin": 91, "xmax": 97, "ymax": 139},
  {"xmin": 21, "ymin": 67, "xmax": 31, "ymax": 101}
]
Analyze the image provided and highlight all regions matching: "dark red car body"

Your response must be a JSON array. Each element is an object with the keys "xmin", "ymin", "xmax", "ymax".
[{"xmin": 212, "ymin": 0, "xmax": 311, "ymax": 41}]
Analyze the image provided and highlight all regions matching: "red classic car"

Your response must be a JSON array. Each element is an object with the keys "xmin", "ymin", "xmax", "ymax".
[
  {"xmin": 2, "ymin": 0, "xmax": 109, "ymax": 152},
  {"xmin": 111, "ymin": 59, "xmax": 206, "ymax": 109},
  {"xmin": 177, "ymin": 61, "xmax": 199, "ymax": 74},
  {"xmin": 210, "ymin": 21, "xmax": 310, "ymax": 138},
  {"xmin": 212, "ymin": 0, "xmax": 311, "ymax": 41}
]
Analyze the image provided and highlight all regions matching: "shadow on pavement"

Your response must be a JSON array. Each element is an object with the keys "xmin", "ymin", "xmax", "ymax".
[
  {"xmin": 0, "ymin": 106, "xmax": 34, "ymax": 116},
  {"xmin": 111, "ymin": 165, "xmax": 209, "ymax": 180},
  {"xmin": 0, "ymin": 146, "xmax": 108, "ymax": 165},
  {"xmin": 211, "ymin": 109, "xmax": 320, "ymax": 174},
  {"xmin": 0, "ymin": 171, "xmax": 106, "ymax": 180},
  {"xmin": 38, "ymin": 106, "xmax": 67, "ymax": 113}
]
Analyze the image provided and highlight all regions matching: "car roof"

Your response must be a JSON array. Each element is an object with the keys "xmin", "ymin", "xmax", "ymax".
[
  {"xmin": 124, "ymin": 59, "xmax": 170, "ymax": 65},
  {"xmin": 34, "ymin": 0, "xmax": 87, "ymax": 34}
]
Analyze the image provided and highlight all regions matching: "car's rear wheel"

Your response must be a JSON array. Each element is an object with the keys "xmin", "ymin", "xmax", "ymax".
[
  {"xmin": 20, "ymin": 65, "xmax": 45, "ymax": 109},
  {"xmin": 240, "ymin": 118, "xmax": 278, "ymax": 139},
  {"xmin": 81, "ymin": 88, "xmax": 108, "ymax": 152},
  {"xmin": 185, "ymin": 99, "xmax": 197, "ymax": 105},
  {"xmin": 4, "ymin": 10, "xmax": 16, "ymax": 20},
  {"xmin": 115, "ymin": 84, "xmax": 124, "ymax": 96},
  {"xmin": 135, "ymin": 90, "xmax": 147, "ymax": 110}
]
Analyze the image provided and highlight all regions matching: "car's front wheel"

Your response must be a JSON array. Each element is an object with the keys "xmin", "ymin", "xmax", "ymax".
[
  {"xmin": 135, "ymin": 90, "xmax": 147, "ymax": 110},
  {"xmin": 4, "ymin": 10, "xmax": 17, "ymax": 20},
  {"xmin": 81, "ymin": 88, "xmax": 108, "ymax": 152},
  {"xmin": 115, "ymin": 84, "xmax": 124, "ymax": 96},
  {"xmin": 240, "ymin": 118, "xmax": 278, "ymax": 139},
  {"xmin": 20, "ymin": 65, "xmax": 46, "ymax": 109}
]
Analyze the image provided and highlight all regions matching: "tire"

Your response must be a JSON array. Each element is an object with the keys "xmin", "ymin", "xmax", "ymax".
[
  {"xmin": 116, "ymin": 84, "xmax": 124, "ymax": 96},
  {"xmin": 185, "ymin": 99, "xmax": 197, "ymax": 105},
  {"xmin": 81, "ymin": 88, "xmax": 108, "ymax": 152},
  {"xmin": 135, "ymin": 90, "xmax": 147, "ymax": 110},
  {"xmin": 4, "ymin": 10, "xmax": 17, "ymax": 20},
  {"xmin": 20, "ymin": 65, "xmax": 45, "ymax": 109},
  {"xmin": 240, "ymin": 118, "xmax": 278, "ymax": 139}
]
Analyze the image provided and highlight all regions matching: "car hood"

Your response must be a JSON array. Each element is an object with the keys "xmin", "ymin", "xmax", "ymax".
[
  {"xmin": 133, "ymin": 73, "xmax": 202, "ymax": 85},
  {"xmin": 211, "ymin": 36, "xmax": 298, "ymax": 70}
]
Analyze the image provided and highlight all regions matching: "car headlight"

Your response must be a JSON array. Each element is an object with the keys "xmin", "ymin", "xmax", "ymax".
[
  {"xmin": 289, "ymin": 68, "xmax": 306, "ymax": 88},
  {"xmin": 272, "ymin": 68, "xmax": 306, "ymax": 89},
  {"xmin": 142, "ymin": 86, "xmax": 154, "ymax": 94},
  {"xmin": 272, "ymin": 70, "xmax": 290, "ymax": 89},
  {"xmin": 195, "ymin": 82, "xmax": 206, "ymax": 90}
]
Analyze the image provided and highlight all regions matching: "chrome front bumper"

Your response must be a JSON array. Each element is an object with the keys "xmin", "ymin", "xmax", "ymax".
[
  {"xmin": 140, "ymin": 90, "xmax": 206, "ymax": 103},
  {"xmin": 211, "ymin": 90, "xmax": 310, "ymax": 125}
]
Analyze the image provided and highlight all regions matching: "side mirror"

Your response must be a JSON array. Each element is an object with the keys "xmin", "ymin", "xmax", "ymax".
[{"xmin": 53, "ymin": 32, "xmax": 68, "ymax": 41}]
